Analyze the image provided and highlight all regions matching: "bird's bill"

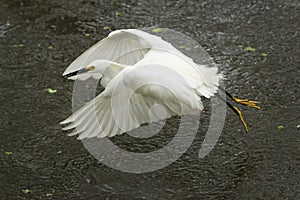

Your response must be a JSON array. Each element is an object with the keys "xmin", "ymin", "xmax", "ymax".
[{"xmin": 64, "ymin": 66, "xmax": 95, "ymax": 78}]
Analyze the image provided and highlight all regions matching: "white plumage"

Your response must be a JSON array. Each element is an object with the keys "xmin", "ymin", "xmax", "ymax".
[{"xmin": 60, "ymin": 29, "xmax": 221, "ymax": 139}]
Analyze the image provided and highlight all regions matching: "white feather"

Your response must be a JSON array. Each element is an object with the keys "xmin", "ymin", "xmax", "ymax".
[{"xmin": 61, "ymin": 29, "xmax": 221, "ymax": 139}]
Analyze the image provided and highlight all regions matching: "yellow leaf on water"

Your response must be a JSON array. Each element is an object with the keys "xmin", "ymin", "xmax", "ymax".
[
  {"xmin": 151, "ymin": 28, "xmax": 163, "ymax": 33},
  {"xmin": 85, "ymin": 33, "xmax": 91, "ymax": 37},
  {"xmin": 245, "ymin": 47, "xmax": 256, "ymax": 52},
  {"xmin": 277, "ymin": 125, "xmax": 284, "ymax": 130},
  {"xmin": 231, "ymin": 69, "xmax": 239, "ymax": 75},
  {"xmin": 22, "ymin": 189, "xmax": 30, "ymax": 194},
  {"xmin": 46, "ymin": 193, "xmax": 53, "ymax": 197},
  {"xmin": 103, "ymin": 26, "xmax": 110, "ymax": 30},
  {"xmin": 4, "ymin": 151, "xmax": 13, "ymax": 155},
  {"xmin": 44, "ymin": 88, "xmax": 57, "ymax": 94},
  {"xmin": 261, "ymin": 53, "xmax": 268, "ymax": 57}
]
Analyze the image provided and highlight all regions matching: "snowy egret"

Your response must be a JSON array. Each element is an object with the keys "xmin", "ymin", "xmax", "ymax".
[{"xmin": 60, "ymin": 29, "xmax": 260, "ymax": 139}]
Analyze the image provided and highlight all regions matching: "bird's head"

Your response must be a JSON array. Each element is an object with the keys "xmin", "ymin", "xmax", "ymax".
[{"xmin": 64, "ymin": 59, "xmax": 113, "ymax": 78}]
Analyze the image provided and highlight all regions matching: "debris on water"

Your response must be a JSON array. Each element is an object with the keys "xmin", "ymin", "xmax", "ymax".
[
  {"xmin": 277, "ymin": 125, "xmax": 284, "ymax": 130},
  {"xmin": 4, "ymin": 151, "xmax": 13, "ymax": 155},
  {"xmin": 44, "ymin": 88, "xmax": 57, "ymax": 94},
  {"xmin": 0, "ymin": 21, "xmax": 12, "ymax": 37},
  {"xmin": 13, "ymin": 43, "xmax": 25, "ymax": 48},
  {"xmin": 103, "ymin": 26, "xmax": 110, "ymax": 30},
  {"xmin": 245, "ymin": 47, "xmax": 256, "ymax": 52},
  {"xmin": 151, "ymin": 28, "xmax": 163, "ymax": 33},
  {"xmin": 261, "ymin": 53, "xmax": 268, "ymax": 57},
  {"xmin": 231, "ymin": 69, "xmax": 239, "ymax": 75},
  {"xmin": 22, "ymin": 189, "xmax": 30, "ymax": 194}
]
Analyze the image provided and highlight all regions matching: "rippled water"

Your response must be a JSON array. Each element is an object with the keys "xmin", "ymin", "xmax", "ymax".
[{"xmin": 1, "ymin": 0, "xmax": 299, "ymax": 199}]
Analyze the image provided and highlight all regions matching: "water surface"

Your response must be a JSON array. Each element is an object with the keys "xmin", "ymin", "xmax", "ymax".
[{"xmin": 1, "ymin": 0, "xmax": 299, "ymax": 199}]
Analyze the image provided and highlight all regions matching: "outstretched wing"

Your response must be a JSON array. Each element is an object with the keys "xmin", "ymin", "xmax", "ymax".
[
  {"xmin": 60, "ymin": 65, "xmax": 203, "ymax": 139},
  {"xmin": 63, "ymin": 30, "xmax": 152, "ymax": 79}
]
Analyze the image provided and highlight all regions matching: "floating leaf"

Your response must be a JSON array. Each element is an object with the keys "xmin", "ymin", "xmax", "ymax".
[
  {"xmin": 178, "ymin": 45, "xmax": 186, "ymax": 49},
  {"xmin": 297, "ymin": 125, "xmax": 300, "ymax": 128},
  {"xmin": 44, "ymin": 88, "xmax": 57, "ymax": 94},
  {"xmin": 245, "ymin": 47, "xmax": 256, "ymax": 52},
  {"xmin": 103, "ymin": 26, "xmax": 110, "ymax": 30},
  {"xmin": 22, "ymin": 189, "xmax": 30, "ymax": 194},
  {"xmin": 46, "ymin": 193, "xmax": 53, "ymax": 197},
  {"xmin": 13, "ymin": 44, "xmax": 25, "ymax": 48},
  {"xmin": 277, "ymin": 125, "xmax": 284, "ymax": 130},
  {"xmin": 57, "ymin": 150, "xmax": 62, "ymax": 154},
  {"xmin": 231, "ymin": 69, "xmax": 239, "ymax": 75},
  {"xmin": 47, "ymin": 46, "xmax": 53, "ymax": 49},
  {"xmin": 237, "ymin": 44, "xmax": 243, "ymax": 48},
  {"xmin": 151, "ymin": 28, "xmax": 163, "ymax": 33},
  {"xmin": 4, "ymin": 151, "xmax": 13, "ymax": 155},
  {"xmin": 261, "ymin": 53, "xmax": 268, "ymax": 57},
  {"xmin": 115, "ymin": 11, "xmax": 121, "ymax": 16},
  {"xmin": 84, "ymin": 33, "xmax": 90, "ymax": 37}
]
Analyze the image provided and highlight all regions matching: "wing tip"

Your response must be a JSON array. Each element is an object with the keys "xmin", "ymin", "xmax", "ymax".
[{"xmin": 67, "ymin": 129, "xmax": 79, "ymax": 137}]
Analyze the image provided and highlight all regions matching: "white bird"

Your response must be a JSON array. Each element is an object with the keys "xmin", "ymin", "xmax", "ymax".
[{"xmin": 60, "ymin": 29, "xmax": 259, "ymax": 139}]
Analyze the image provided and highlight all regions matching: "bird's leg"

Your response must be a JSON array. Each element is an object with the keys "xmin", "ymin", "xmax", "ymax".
[
  {"xmin": 219, "ymin": 87, "xmax": 260, "ymax": 109},
  {"xmin": 228, "ymin": 93, "xmax": 260, "ymax": 109},
  {"xmin": 215, "ymin": 92, "xmax": 249, "ymax": 133},
  {"xmin": 226, "ymin": 101, "xmax": 249, "ymax": 133}
]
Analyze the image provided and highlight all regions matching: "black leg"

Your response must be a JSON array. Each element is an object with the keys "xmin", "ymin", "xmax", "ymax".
[{"xmin": 215, "ymin": 92, "xmax": 249, "ymax": 133}]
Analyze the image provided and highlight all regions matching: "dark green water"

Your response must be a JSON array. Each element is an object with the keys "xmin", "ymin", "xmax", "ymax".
[{"xmin": 1, "ymin": 0, "xmax": 299, "ymax": 199}]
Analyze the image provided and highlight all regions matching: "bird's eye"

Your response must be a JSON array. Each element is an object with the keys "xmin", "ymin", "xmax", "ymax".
[{"xmin": 85, "ymin": 66, "xmax": 95, "ymax": 71}]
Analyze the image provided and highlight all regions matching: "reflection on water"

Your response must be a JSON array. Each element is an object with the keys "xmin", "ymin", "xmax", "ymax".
[{"xmin": 0, "ymin": 21, "xmax": 12, "ymax": 37}]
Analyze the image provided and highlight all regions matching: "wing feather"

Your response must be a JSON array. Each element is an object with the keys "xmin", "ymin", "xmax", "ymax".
[
  {"xmin": 61, "ymin": 29, "xmax": 221, "ymax": 139},
  {"xmin": 61, "ymin": 64, "xmax": 204, "ymax": 139},
  {"xmin": 63, "ymin": 31, "xmax": 151, "ymax": 77}
]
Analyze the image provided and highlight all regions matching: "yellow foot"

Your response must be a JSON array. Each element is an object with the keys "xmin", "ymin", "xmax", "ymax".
[
  {"xmin": 232, "ymin": 96, "xmax": 260, "ymax": 109},
  {"xmin": 232, "ymin": 105, "xmax": 249, "ymax": 133}
]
